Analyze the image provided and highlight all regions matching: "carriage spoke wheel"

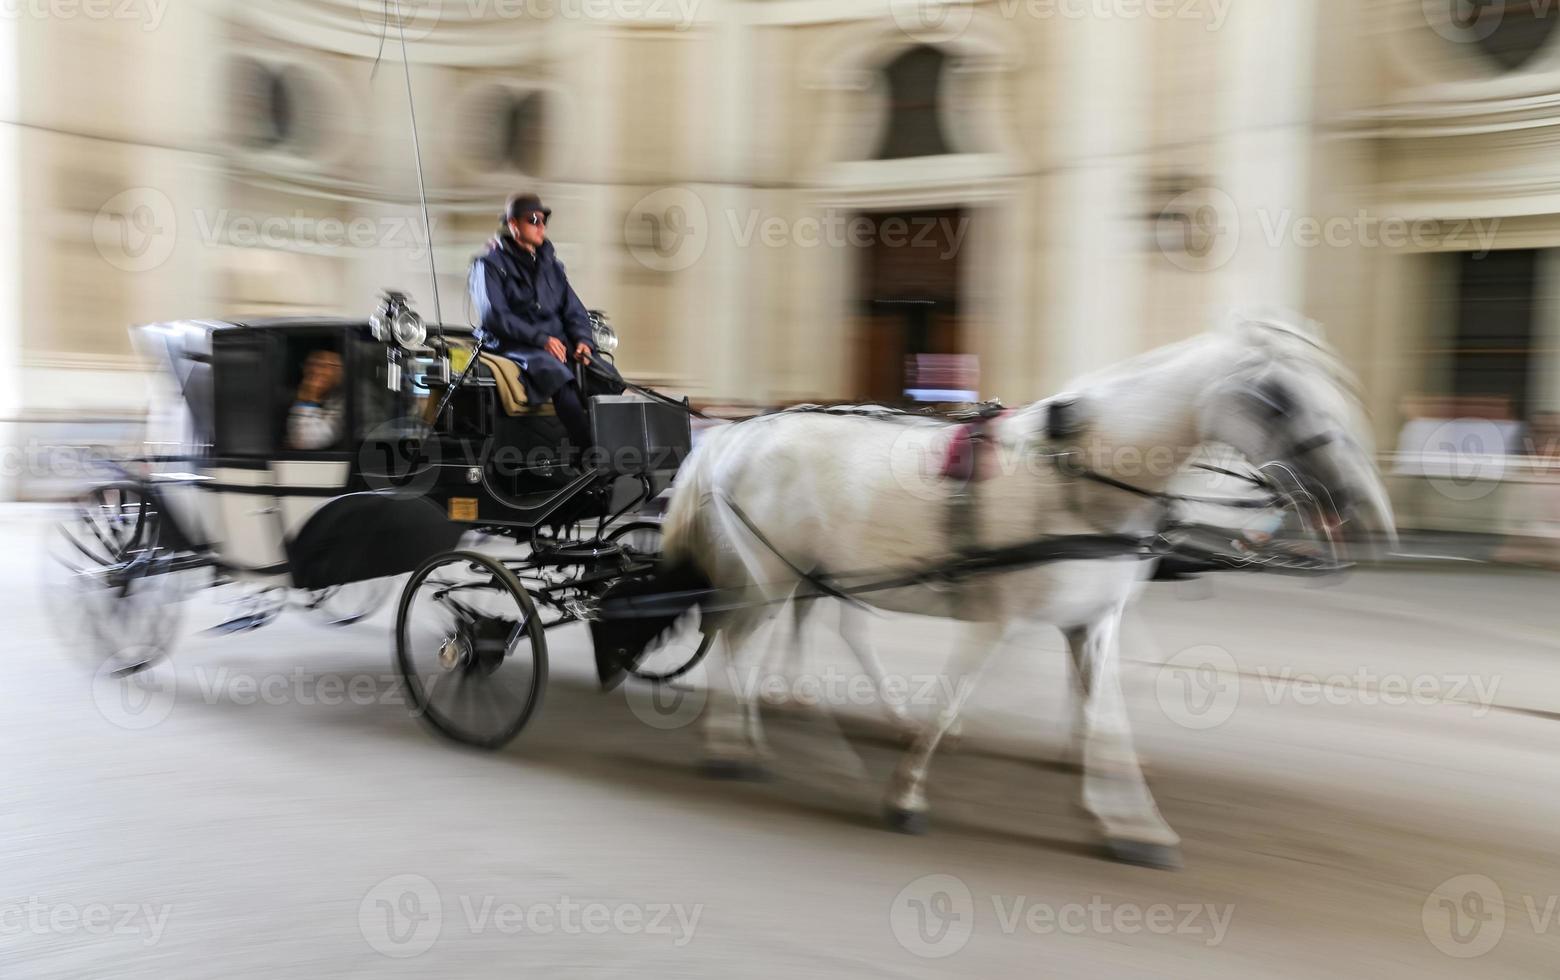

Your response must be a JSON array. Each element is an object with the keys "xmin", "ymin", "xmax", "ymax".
[
  {"xmin": 72, "ymin": 552, "xmax": 188, "ymax": 675},
  {"xmin": 395, "ymin": 552, "xmax": 548, "ymax": 749},
  {"xmin": 50, "ymin": 484, "xmax": 158, "ymax": 570},
  {"xmin": 307, "ymin": 579, "xmax": 393, "ymax": 627},
  {"xmin": 624, "ymin": 609, "xmax": 714, "ymax": 685},
  {"xmin": 45, "ymin": 484, "xmax": 184, "ymax": 674},
  {"xmin": 602, "ymin": 520, "xmax": 714, "ymax": 684}
]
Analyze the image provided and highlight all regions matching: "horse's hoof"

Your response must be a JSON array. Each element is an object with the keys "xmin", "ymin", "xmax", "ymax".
[
  {"xmin": 700, "ymin": 758, "xmax": 771, "ymax": 782},
  {"xmin": 884, "ymin": 806, "xmax": 929, "ymax": 835},
  {"xmin": 1104, "ymin": 839, "xmax": 1182, "ymax": 870}
]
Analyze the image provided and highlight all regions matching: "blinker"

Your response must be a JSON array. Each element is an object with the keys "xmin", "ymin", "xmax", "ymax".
[{"xmin": 1046, "ymin": 395, "xmax": 1086, "ymax": 441}]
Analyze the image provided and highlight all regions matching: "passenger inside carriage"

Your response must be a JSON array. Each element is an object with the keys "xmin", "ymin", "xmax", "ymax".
[{"xmin": 286, "ymin": 348, "xmax": 344, "ymax": 451}]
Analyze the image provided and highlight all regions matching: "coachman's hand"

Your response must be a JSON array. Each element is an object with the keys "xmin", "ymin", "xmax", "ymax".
[
  {"xmin": 574, "ymin": 342, "xmax": 592, "ymax": 366},
  {"xmin": 546, "ymin": 337, "xmax": 567, "ymax": 362}
]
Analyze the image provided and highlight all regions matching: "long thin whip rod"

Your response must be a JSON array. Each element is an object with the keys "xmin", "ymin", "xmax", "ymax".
[{"xmin": 394, "ymin": 1, "xmax": 444, "ymax": 335}]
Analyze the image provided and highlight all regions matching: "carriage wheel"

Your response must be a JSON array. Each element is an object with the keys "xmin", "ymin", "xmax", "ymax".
[
  {"xmin": 72, "ymin": 552, "xmax": 189, "ymax": 675},
  {"xmin": 307, "ymin": 579, "xmax": 394, "ymax": 627},
  {"xmin": 395, "ymin": 551, "xmax": 548, "ymax": 749},
  {"xmin": 45, "ymin": 485, "xmax": 184, "ymax": 673},
  {"xmin": 602, "ymin": 521, "xmax": 714, "ymax": 684},
  {"xmin": 52, "ymin": 483, "xmax": 158, "ymax": 569}
]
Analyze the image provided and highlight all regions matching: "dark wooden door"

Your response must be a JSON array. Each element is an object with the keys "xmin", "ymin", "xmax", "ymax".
[
  {"xmin": 853, "ymin": 208, "xmax": 968, "ymax": 403},
  {"xmin": 1449, "ymin": 248, "xmax": 1539, "ymax": 419}
]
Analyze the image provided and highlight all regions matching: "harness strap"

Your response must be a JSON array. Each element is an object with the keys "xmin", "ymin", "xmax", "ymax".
[
  {"xmin": 600, "ymin": 532, "xmax": 1159, "ymax": 620},
  {"xmin": 944, "ymin": 411, "xmax": 1004, "ymax": 556},
  {"xmin": 1283, "ymin": 430, "xmax": 1336, "ymax": 460},
  {"xmin": 587, "ymin": 362, "xmax": 713, "ymax": 420},
  {"xmin": 716, "ymin": 493, "xmax": 871, "ymax": 611},
  {"xmin": 1063, "ymin": 456, "xmax": 1283, "ymax": 511}
]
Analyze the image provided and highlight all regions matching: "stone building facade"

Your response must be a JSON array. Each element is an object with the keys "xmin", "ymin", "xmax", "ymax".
[{"xmin": 4, "ymin": 0, "xmax": 1560, "ymax": 534}]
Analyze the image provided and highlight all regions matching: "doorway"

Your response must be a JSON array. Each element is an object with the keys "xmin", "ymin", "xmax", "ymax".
[{"xmin": 852, "ymin": 207, "xmax": 971, "ymax": 404}]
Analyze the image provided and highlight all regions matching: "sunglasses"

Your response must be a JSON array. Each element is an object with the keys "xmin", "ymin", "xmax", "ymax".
[{"xmin": 522, "ymin": 213, "xmax": 547, "ymax": 227}]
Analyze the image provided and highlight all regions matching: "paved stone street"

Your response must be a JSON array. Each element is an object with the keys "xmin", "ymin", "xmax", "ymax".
[{"xmin": 5, "ymin": 509, "xmax": 1560, "ymax": 978}]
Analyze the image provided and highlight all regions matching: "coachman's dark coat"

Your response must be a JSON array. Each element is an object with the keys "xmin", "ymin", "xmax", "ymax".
[{"xmin": 469, "ymin": 236, "xmax": 597, "ymax": 403}]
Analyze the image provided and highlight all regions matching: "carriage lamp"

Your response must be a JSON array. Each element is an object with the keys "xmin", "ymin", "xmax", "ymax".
[
  {"xmin": 370, "ymin": 290, "xmax": 428, "ymax": 350},
  {"xmin": 590, "ymin": 312, "xmax": 618, "ymax": 356},
  {"xmin": 391, "ymin": 308, "xmax": 426, "ymax": 349}
]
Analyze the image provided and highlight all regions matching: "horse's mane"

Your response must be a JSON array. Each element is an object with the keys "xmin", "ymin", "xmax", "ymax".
[
  {"xmin": 727, "ymin": 309, "xmax": 1361, "ymax": 429},
  {"xmin": 1221, "ymin": 308, "xmax": 1366, "ymax": 404},
  {"xmin": 775, "ymin": 403, "xmax": 949, "ymax": 426}
]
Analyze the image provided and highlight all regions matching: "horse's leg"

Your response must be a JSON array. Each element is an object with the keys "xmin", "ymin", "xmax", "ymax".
[
  {"xmin": 700, "ymin": 609, "xmax": 772, "ymax": 780},
  {"xmin": 767, "ymin": 590, "xmax": 813, "ymax": 698},
  {"xmin": 882, "ymin": 619, "xmax": 1003, "ymax": 834},
  {"xmin": 1064, "ymin": 627, "xmax": 1090, "ymax": 772},
  {"xmin": 836, "ymin": 604, "xmax": 921, "ymax": 741},
  {"xmin": 1065, "ymin": 602, "xmax": 1182, "ymax": 869},
  {"xmin": 779, "ymin": 598, "xmax": 917, "ymax": 738}
]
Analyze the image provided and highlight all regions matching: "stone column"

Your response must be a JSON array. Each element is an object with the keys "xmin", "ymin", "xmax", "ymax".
[
  {"xmin": 1042, "ymin": 12, "xmax": 1149, "ymax": 390},
  {"xmin": 1217, "ymin": 0, "xmax": 1319, "ymax": 313},
  {"xmin": 698, "ymin": 1, "xmax": 755, "ymax": 403},
  {"xmin": 0, "ymin": 11, "xmax": 18, "ymax": 499}
]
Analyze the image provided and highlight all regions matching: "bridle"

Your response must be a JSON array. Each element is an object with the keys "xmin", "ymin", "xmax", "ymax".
[{"xmin": 1043, "ymin": 376, "xmax": 1350, "ymax": 533}]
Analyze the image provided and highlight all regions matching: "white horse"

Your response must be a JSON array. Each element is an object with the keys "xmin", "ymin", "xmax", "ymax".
[{"xmin": 634, "ymin": 314, "xmax": 1396, "ymax": 868}]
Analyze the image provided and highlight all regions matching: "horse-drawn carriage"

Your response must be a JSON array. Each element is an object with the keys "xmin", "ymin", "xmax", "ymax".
[
  {"xmin": 53, "ymin": 289, "xmax": 1361, "ymax": 766},
  {"xmin": 50, "ymin": 293, "xmax": 706, "ymax": 748}
]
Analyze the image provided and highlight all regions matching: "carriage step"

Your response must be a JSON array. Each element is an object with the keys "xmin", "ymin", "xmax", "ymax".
[
  {"xmin": 527, "ymin": 542, "xmax": 625, "ymax": 567},
  {"xmin": 206, "ymin": 610, "xmax": 281, "ymax": 634}
]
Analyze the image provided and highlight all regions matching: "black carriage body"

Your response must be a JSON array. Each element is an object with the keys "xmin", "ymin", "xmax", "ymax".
[
  {"xmin": 136, "ymin": 315, "xmax": 685, "ymax": 585},
  {"xmin": 75, "ymin": 308, "xmax": 692, "ymax": 749},
  {"xmin": 180, "ymin": 317, "xmax": 471, "ymax": 584}
]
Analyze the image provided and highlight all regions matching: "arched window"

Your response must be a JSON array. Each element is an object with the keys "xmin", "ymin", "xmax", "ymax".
[
  {"xmin": 230, "ymin": 59, "xmax": 314, "ymax": 154},
  {"xmin": 498, "ymin": 91, "xmax": 549, "ymax": 175},
  {"xmin": 1466, "ymin": 0, "xmax": 1560, "ymax": 70},
  {"xmin": 264, "ymin": 69, "xmax": 294, "ymax": 147},
  {"xmin": 874, "ymin": 45, "xmax": 953, "ymax": 160}
]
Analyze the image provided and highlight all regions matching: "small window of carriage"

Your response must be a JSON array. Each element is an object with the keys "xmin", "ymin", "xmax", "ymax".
[
  {"xmin": 211, "ymin": 326, "xmax": 281, "ymax": 459},
  {"xmin": 282, "ymin": 333, "xmax": 351, "ymax": 456},
  {"xmin": 210, "ymin": 323, "xmax": 353, "ymax": 461}
]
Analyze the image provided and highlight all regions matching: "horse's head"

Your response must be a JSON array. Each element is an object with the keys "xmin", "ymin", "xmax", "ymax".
[{"xmin": 1197, "ymin": 312, "xmax": 1398, "ymax": 556}]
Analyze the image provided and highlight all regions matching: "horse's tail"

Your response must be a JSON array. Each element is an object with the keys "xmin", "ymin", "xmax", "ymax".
[
  {"xmin": 663, "ymin": 419, "xmax": 749, "ymax": 564},
  {"xmin": 660, "ymin": 443, "xmax": 707, "ymax": 567},
  {"xmin": 591, "ymin": 429, "xmax": 727, "ymax": 688}
]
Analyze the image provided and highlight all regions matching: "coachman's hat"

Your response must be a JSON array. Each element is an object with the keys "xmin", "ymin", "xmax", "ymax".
[{"xmin": 504, "ymin": 192, "xmax": 552, "ymax": 222}]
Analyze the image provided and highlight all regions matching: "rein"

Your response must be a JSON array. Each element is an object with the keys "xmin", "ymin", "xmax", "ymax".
[
  {"xmin": 1064, "ymin": 458, "xmax": 1285, "ymax": 511},
  {"xmin": 586, "ymin": 362, "xmax": 714, "ymax": 420}
]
